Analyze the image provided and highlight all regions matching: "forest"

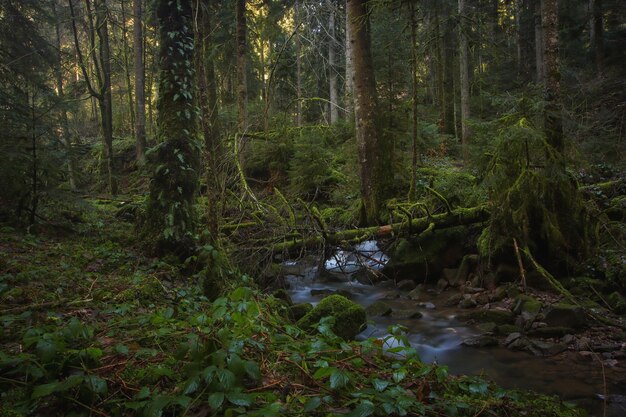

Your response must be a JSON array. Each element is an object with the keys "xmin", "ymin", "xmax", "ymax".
[{"xmin": 0, "ymin": 0, "xmax": 625, "ymax": 416}]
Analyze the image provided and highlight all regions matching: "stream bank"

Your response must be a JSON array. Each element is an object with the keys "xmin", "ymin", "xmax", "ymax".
[{"xmin": 276, "ymin": 242, "xmax": 626, "ymax": 417}]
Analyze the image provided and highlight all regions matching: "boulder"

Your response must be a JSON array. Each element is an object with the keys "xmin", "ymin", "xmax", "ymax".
[
  {"xmin": 529, "ymin": 340, "xmax": 567, "ymax": 356},
  {"xmin": 496, "ymin": 324, "xmax": 521, "ymax": 336},
  {"xmin": 436, "ymin": 278, "xmax": 449, "ymax": 291},
  {"xmin": 445, "ymin": 293, "xmax": 464, "ymax": 307},
  {"xmin": 272, "ymin": 289, "xmax": 293, "ymax": 306},
  {"xmin": 495, "ymin": 264, "xmax": 518, "ymax": 284},
  {"xmin": 288, "ymin": 303, "xmax": 313, "ymax": 321},
  {"xmin": 353, "ymin": 268, "xmax": 387, "ymax": 285},
  {"xmin": 392, "ymin": 310, "xmax": 423, "ymax": 319},
  {"xmin": 543, "ymin": 303, "xmax": 587, "ymax": 329},
  {"xmin": 418, "ymin": 302, "xmax": 436, "ymax": 309},
  {"xmin": 459, "ymin": 296, "xmax": 477, "ymax": 309},
  {"xmin": 462, "ymin": 335, "xmax": 498, "ymax": 348},
  {"xmin": 365, "ymin": 301, "xmax": 393, "ymax": 317},
  {"xmin": 396, "ymin": 279, "xmax": 417, "ymax": 292},
  {"xmin": 504, "ymin": 332, "xmax": 522, "ymax": 346},
  {"xmin": 454, "ymin": 254, "xmax": 479, "ymax": 286},
  {"xmin": 407, "ymin": 287, "xmax": 422, "ymax": 300},
  {"xmin": 490, "ymin": 286, "xmax": 508, "ymax": 302},
  {"xmin": 319, "ymin": 268, "xmax": 348, "ymax": 283},
  {"xmin": 477, "ymin": 322, "xmax": 497, "ymax": 333},
  {"xmin": 513, "ymin": 294, "xmax": 543, "ymax": 316},
  {"xmin": 310, "ymin": 288, "xmax": 335, "ymax": 297},
  {"xmin": 528, "ymin": 326, "xmax": 573, "ymax": 338},
  {"xmin": 297, "ymin": 295, "xmax": 366, "ymax": 340},
  {"xmin": 461, "ymin": 309, "xmax": 514, "ymax": 325}
]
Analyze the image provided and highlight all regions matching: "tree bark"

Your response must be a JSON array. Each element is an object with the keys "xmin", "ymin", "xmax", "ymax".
[
  {"xmin": 442, "ymin": 4, "xmax": 456, "ymax": 137},
  {"xmin": 194, "ymin": 0, "xmax": 221, "ymax": 241},
  {"xmin": 120, "ymin": 0, "xmax": 135, "ymax": 136},
  {"xmin": 236, "ymin": 0, "xmax": 248, "ymax": 166},
  {"xmin": 53, "ymin": 0, "xmax": 77, "ymax": 191},
  {"xmin": 133, "ymin": 0, "xmax": 147, "ymax": 164},
  {"xmin": 145, "ymin": 0, "xmax": 199, "ymax": 255},
  {"xmin": 328, "ymin": 0, "xmax": 339, "ymax": 124},
  {"xmin": 272, "ymin": 205, "xmax": 490, "ymax": 253},
  {"xmin": 347, "ymin": 0, "xmax": 389, "ymax": 225},
  {"xmin": 408, "ymin": 2, "xmax": 419, "ymax": 201},
  {"xmin": 344, "ymin": 0, "xmax": 354, "ymax": 119},
  {"xmin": 459, "ymin": 0, "xmax": 470, "ymax": 163},
  {"xmin": 535, "ymin": 0, "xmax": 544, "ymax": 84},
  {"xmin": 541, "ymin": 0, "xmax": 563, "ymax": 154},
  {"xmin": 589, "ymin": 0, "xmax": 603, "ymax": 74},
  {"xmin": 295, "ymin": 0, "xmax": 303, "ymax": 126}
]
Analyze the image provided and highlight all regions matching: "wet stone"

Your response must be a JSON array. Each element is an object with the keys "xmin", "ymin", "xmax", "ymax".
[
  {"xmin": 365, "ymin": 301, "xmax": 393, "ymax": 317},
  {"xmin": 396, "ymin": 279, "xmax": 417, "ymax": 292},
  {"xmin": 462, "ymin": 335, "xmax": 499, "ymax": 348}
]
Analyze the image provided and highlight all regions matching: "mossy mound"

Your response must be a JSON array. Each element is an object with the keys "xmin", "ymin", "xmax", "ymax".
[{"xmin": 297, "ymin": 295, "xmax": 366, "ymax": 340}]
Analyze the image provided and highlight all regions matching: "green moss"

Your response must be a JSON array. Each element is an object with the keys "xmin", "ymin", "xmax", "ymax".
[
  {"xmin": 287, "ymin": 303, "xmax": 313, "ymax": 321},
  {"xmin": 297, "ymin": 295, "xmax": 366, "ymax": 340}
]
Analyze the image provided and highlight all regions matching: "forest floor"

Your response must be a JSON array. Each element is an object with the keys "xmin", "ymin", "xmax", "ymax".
[{"xmin": 0, "ymin": 197, "xmax": 598, "ymax": 416}]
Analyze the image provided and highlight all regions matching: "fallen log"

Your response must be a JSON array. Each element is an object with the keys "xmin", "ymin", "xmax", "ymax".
[{"xmin": 271, "ymin": 205, "xmax": 490, "ymax": 252}]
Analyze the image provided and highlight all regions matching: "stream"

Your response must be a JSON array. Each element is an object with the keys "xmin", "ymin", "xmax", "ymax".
[{"xmin": 282, "ymin": 242, "xmax": 626, "ymax": 417}]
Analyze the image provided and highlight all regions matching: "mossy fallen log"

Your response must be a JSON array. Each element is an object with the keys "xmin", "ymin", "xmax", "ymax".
[{"xmin": 272, "ymin": 205, "xmax": 490, "ymax": 252}]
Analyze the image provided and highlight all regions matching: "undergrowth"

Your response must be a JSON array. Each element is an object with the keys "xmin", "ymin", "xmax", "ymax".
[{"xmin": 0, "ymin": 201, "xmax": 583, "ymax": 417}]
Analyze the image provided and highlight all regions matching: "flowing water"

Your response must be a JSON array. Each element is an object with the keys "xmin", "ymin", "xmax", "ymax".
[{"xmin": 282, "ymin": 242, "xmax": 626, "ymax": 417}]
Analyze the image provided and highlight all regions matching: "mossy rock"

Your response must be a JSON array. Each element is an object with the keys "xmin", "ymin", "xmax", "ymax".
[
  {"xmin": 461, "ymin": 309, "xmax": 514, "ymax": 325},
  {"xmin": 543, "ymin": 303, "xmax": 587, "ymax": 329},
  {"xmin": 365, "ymin": 301, "xmax": 393, "ymax": 317},
  {"xmin": 288, "ymin": 303, "xmax": 313, "ymax": 321},
  {"xmin": 297, "ymin": 295, "xmax": 366, "ymax": 340},
  {"xmin": 608, "ymin": 292, "xmax": 626, "ymax": 314},
  {"xmin": 382, "ymin": 228, "xmax": 466, "ymax": 282},
  {"xmin": 528, "ymin": 326, "xmax": 573, "ymax": 338},
  {"xmin": 513, "ymin": 294, "xmax": 542, "ymax": 315},
  {"xmin": 272, "ymin": 289, "xmax": 293, "ymax": 306},
  {"xmin": 496, "ymin": 324, "xmax": 522, "ymax": 336}
]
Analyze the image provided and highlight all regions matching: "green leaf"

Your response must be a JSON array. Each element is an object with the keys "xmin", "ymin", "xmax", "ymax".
[
  {"xmin": 145, "ymin": 395, "xmax": 170, "ymax": 417},
  {"xmin": 303, "ymin": 396, "xmax": 322, "ymax": 412},
  {"xmin": 329, "ymin": 369, "xmax": 350, "ymax": 389},
  {"xmin": 208, "ymin": 392, "xmax": 225, "ymax": 410},
  {"xmin": 226, "ymin": 392, "xmax": 253, "ymax": 407},
  {"xmin": 392, "ymin": 368, "xmax": 407, "ymax": 383},
  {"xmin": 183, "ymin": 376, "xmax": 200, "ymax": 395},
  {"xmin": 372, "ymin": 379, "xmax": 389, "ymax": 392},
  {"xmin": 115, "ymin": 344, "xmax": 129, "ymax": 356},
  {"xmin": 84, "ymin": 375, "xmax": 108, "ymax": 395},
  {"xmin": 135, "ymin": 386, "xmax": 151, "ymax": 400},
  {"xmin": 216, "ymin": 368, "xmax": 236, "ymax": 390},
  {"xmin": 311, "ymin": 365, "xmax": 331, "ymax": 379},
  {"xmin": 244, "ymin": 360, "xmax": 261, "ymax": 382},
  {"xmin": 32, "ymin": 380, "xmax": 62, "ymax": 399},
  {"xmin": 347, "ymin": 400, "xmax": 375, "ymax": 417}
]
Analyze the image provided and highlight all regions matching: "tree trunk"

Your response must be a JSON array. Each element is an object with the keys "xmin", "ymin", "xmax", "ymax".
[
  {"xmin": 459, "ymin": 0, "xmax": 470, "ymax": 163},
  {"xmin": 236, "ymin": 0, "xmax": 248, "ymax": 166},
  {"xmin": 344, "ymin": 0, "xmax": 354, "ymax": 119},
  {"xmin": 442, "ymin": 4, "xmax": 456, "ymax": 137},
  {"xmin": 541, "ymin": 0, "xmax": 563, "ymax": 154},
  {"xmin": 408, "ymin": 2, "xmax": 419, "ymax": 201},
  {"xmin": 347, "ymin": 0, "xmax": 389, "ymax": 225},
  {"xmin": 295, "ymin": 0, "xmax": 302, "ymax": 126},
  {"xmin": 535, "ymin": 0, "xmax": 544, "ymax": 84},
  {"xmin": 95, "ymin": 0, "xmax": 116, "ymax": 195},
  {"xmin": 145, "ymin": 0, "xmax": 199, "ymax": 255},
  {"xmin": 589, "ymin": 0, "xmax": 603, "ymax": 74},
  {"xmin": 193, "ymin": 0, "xmax": 220, "ymax": 241},
  {"xmin": 134, "ymin": 0, "xmax": 147, "ymax": 164},
  {"xmin": 328, "ymin": 0, "xmax": 339, "ymax": 124},
  {"xmin": 120, "ymin": 0, "xmax": 135, "ymax": 136},
  {"xmin": 53, "ymin": 0, "xmax": 77, "ymax": 191}
]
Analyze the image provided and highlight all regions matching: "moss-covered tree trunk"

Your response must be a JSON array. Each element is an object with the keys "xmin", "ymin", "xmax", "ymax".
[
  {"xmin": 193, "ymin": 0, "xmax": 220, "ymax": 242},
  {"xmin": 347, "ymin": 0, "xmax": 390, "ymax": 225},
  {"xmin": 144, "ymin": 0, "xmax": 199, "ymax": 256}
]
